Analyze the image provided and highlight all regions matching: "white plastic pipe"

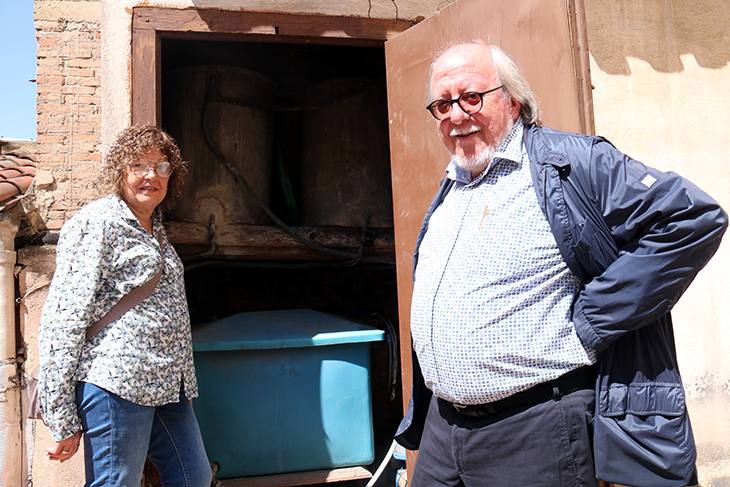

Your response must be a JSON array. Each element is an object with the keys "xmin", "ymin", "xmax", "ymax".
[
  {"xmin": 0, "ymin": 215, "xmax": 21, "ymax": 487},
  {"xmin": 365, "ymin": 440, "xmax": 398, "ymax": 487}
]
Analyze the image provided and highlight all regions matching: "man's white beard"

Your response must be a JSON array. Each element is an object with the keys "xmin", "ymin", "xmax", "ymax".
[
  {"xmin": 451, "ymin": 119, "xmax": 514, "ymax": 175},
  {"xmin": 451, "ymin": 145, "xmax": 496, "ymax": 174}
]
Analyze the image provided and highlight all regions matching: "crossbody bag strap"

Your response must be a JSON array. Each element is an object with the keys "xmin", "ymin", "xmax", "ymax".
[{"xmin": 85, "ymin": 231, "xmax": 165, "ymax": 341}]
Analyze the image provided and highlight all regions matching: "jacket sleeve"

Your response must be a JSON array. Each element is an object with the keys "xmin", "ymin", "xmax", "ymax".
[{"xmin": 570, "ymin": 139, "xmax": 727, "ymax": 352}]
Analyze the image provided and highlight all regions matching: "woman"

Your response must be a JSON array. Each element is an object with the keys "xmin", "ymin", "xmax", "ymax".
[{"xmin": 38, "ymin": 125, "xmax": 212, "ymax": 487}]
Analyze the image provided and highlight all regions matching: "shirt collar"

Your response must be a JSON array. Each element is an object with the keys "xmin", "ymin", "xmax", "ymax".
[
  {"xmin": 109, "ymin": 194, "xmax": 162, "ymax": 235},
  {"xmin": 445, "ymin": 117, "xmax": 524, "ymax": 185}
]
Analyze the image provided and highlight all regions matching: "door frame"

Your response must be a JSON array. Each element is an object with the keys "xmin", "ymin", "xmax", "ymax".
[{"xmin": 130, "ymin": 7, "xmax": 412, "ymax": 126}]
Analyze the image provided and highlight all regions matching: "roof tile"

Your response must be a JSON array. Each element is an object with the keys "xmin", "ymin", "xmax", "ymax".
[{"xmin": 0, "ymin": 152, "xmax": 37, "ymax": 212}]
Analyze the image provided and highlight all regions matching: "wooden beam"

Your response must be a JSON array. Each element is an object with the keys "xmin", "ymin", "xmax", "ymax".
[
  {"xmin": 165, "ymin": 222, "xmax": 395, "ymax": 262},
  {"xmin": 133, "ymin": 7, "xmax": 412, "ymax": 43},
  {"xmin": 131, "ymin": 27, "xmax": 160, "ymax": 126},
  {"xmin": 220, "ymin": 467, "xmax": 372, "ymax": 487},
  {"xmin": 567, "ymin": 0, "xmax": 596, "ymax": 135}
]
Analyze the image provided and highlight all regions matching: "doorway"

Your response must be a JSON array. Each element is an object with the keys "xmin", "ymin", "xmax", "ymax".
[{"xmin": 133, "ymin": 7, "xmax": 411, "ymax": 485}]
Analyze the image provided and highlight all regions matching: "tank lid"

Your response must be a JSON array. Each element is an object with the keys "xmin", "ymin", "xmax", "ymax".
[{"xmin": 192, "ymin": 308, "xmax": 384, "ymax": 351}]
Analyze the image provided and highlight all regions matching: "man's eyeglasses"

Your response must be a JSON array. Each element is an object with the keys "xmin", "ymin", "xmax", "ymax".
[
  {"xmin": 130, "ymin": 159, "xmax": 173, "ymax": 178},
  {"xmin": 426, "ymin": 86, "xmax": 504, "ymax": 121}
]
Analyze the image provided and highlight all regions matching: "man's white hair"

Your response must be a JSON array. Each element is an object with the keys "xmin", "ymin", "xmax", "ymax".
[{"xmin": 428, "ymin": 42, "xmax": 542, "ymax": 126}]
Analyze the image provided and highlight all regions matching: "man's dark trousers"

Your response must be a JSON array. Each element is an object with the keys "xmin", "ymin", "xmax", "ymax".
[{"xmin": 411, "ymin": 388, "xmax": 596, "ymax": 487}]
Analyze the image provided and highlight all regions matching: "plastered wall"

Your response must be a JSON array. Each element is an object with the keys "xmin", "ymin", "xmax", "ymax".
[
  {"xmin": 585, "ymin": 0, "xmax": 730, "ymax": 484},
  {"xmin": 19, "ymin": 247, "xmax": 84, "ymax": 487}
]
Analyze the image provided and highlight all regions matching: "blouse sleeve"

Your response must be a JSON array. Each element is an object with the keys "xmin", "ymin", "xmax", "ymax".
[{"xmin": 38, "ymin": 213, "xmax": 109, "ymax": 441}]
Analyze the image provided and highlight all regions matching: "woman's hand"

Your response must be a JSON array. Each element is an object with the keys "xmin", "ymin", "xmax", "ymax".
[{"xmin": 46, "ymin": 430, "xmax": 83, "ymax": 463}]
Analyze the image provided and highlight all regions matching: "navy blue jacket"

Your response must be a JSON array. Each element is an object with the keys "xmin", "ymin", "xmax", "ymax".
[{"xmin": 395, "ymin": 123, "xmax": 727, "ymax": 485}]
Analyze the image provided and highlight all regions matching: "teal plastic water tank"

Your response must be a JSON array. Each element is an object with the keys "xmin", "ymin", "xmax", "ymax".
[{"xmin": 192, "ymin": 309, "xmax": 384, "ymax": 479}]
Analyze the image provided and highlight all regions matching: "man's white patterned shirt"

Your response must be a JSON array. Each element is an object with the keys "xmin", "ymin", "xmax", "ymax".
[{"xmin": 410, "ymin": 119, "xmax": 597, "ymax": 405}]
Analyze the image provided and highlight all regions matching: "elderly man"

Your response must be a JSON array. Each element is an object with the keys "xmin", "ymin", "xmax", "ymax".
[{"xmin": 395, "ymin": 42, "xmax": 727, "ymax": 487}]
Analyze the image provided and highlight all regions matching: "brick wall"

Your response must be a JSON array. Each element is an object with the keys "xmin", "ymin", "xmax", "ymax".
[{"xmin": 35, "ymin": 0, "xmax": 102, "ymax": 231}]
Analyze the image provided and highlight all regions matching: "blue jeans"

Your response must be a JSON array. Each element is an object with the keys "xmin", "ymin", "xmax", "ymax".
[{"xmin": 76, "ymin": 382, "xmax": 212, "ymax": 487}]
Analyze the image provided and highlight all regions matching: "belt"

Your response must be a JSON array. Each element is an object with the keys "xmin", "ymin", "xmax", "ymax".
[{"xmin": 450, "ymin": 364, "xmax": 598, "ymax": 419}]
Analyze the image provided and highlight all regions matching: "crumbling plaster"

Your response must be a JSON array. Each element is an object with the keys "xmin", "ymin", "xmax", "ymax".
[{"xmin": 17, "ymin": 247, "xmax": 86, "ymax": 487}]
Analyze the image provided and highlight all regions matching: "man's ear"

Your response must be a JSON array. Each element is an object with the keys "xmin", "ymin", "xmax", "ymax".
[{"xmin": 511, "ymin": 98, "xmax": 522, "ymax": 121}]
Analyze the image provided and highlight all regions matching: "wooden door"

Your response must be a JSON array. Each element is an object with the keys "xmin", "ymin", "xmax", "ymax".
[{"xmin": 384, "ymin": 0, "xmax": 594, "ymax": 466}]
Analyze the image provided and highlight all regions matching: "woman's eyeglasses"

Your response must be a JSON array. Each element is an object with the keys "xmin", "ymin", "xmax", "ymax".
[{"xmin": 130, "ymin": 159, "xmax": 173, "ymax": 178}]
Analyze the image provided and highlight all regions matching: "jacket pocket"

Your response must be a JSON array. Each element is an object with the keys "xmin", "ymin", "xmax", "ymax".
[
  {"xmin": 599, "ymin": 382, "xmax": 685, "ymax": 417},
  {"xmin": 594, "ymin": 323, "xmax": 698, "ymax": 487},
  {"xmin": 594, "ymin": 382, "xmax": 697, "ymax": 487}
]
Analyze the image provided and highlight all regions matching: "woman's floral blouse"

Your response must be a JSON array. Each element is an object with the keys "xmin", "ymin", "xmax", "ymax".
[{"xmin": 38, "ymin": 195, "xmax": 198, "ymax": 441}]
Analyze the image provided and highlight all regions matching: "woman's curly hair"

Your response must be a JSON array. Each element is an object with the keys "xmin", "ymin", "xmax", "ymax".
[{"xmin": 102, "ymin": 124, "xmax": 187, "ymax": 213}]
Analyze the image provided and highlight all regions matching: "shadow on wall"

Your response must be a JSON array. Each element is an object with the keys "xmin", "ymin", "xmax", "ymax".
[{"xmin": 586, "ymin": 0, "xmax": 730, "ymax": 74}]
